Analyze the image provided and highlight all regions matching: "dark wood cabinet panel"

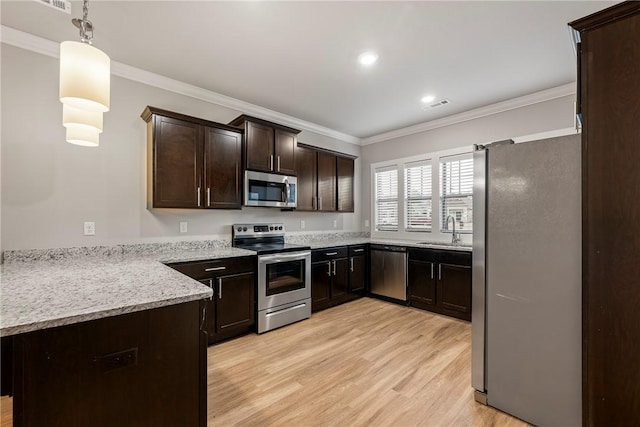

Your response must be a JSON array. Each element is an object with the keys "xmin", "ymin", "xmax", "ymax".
[
  {"xmin": 204, "ymin": 126, "xmax": 242, "ymax": 209},
  {"xmin": 216, "ymin": 272, "xmax": 255, "ymax": 335},
  {"xmin": 349, "ymin": 255, "xmax": 366, "ymax": 293},
  {"xmin": 407, "ymin": 249, "xmax": 471, "ymax": 321},
  {"xmin": 311, "ymin": 261, "xmax": 332, "ymax": 312},
  {"xmin": 408, "ymin": 259, "xmax": 436, "ymax": 308},
  {"xmin": 317, "ymin": 152, "xmax": 337, "ymax": 211},
  {"xmin": 437, "ymin": 263, "xmax": 471, "ymax": 319},
  {"xmin": 152, "ymin": 116, "xmax": 202, "ymax": 208},
  {"xmin": 168, "ymin": 256, "xmax": 256, "ymax": 345},
  {"xmin": 295, "ymin": 145, "xmax": 318, "ymax": 211},
  {"xmin": 245, "ymin": 121, "xmax": 275, "ymax": 172},
  {"xmin": 274, "ymin": 129, "xmax": 297, "ymax": 175},
  {"xmin": 142, "ymin": 107, "xmax": 244, "ymax": 210},
  {"xmin": 570, "ymin": 3, "xmax": 640, "ymax": 424},
  {"xmin": 331, "ymin": 258, "xmax": 349, "ymax": 304},
  {"xmin": 11, "ymin": 301, "xmax": 206, "ymax": 427},
  {"xmin": 337, "ymin": 156, "xmax": 355, "ymax": 212}
]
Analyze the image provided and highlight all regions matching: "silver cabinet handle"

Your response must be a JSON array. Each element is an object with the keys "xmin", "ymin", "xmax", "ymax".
[
  {"xmin": 325, "ymin": 252, "xmax": 338, "ymax": 256},
  {"xmin": 353, "ymin": 249, "xmax": 364, "ymax": 253},
  {"xmin": 270, "ymin": 155, "xmax": 274, "ymax": 171},
  {"xmin": 197, "ymin": 187, "xmax": 201, "ymax": 207},
  {"xmin": 319, "ymin": 197, "xmax": 323, "ymax": 210},
  {"xmin": 327, "ymin": 261, "xmax": 331, "ymax": 277},
  {"xmin": 204, "ymin": 266, "xmax": 226, "ymax": 272},
  {"xmin": 218, "ymin": 277, "xmax": 222, "ymax": 299},
  {"xmin": 438, "ymin": 264, "xmax": 442, "ymax": 281},
  {"xmin": 277, "ymin": 156, "xmax": 281, "ymax": 172},
  {"xmin": 350, "ymin": 257, "xmax": 354, "ymax": 272},
  {"xmin": 431, "ymin": 263, "xmax": 434, "ymax": 280},
  {"xmin": 209, "ymin": 279, "xmax": 214, "ymax": 301},
  {"xmin": 332, "ymin": 260, "xmax": 336, "ymax": 276},
  {"xmin": 207, "ymin": 187, "xmax": 211, "ymax": 207}
]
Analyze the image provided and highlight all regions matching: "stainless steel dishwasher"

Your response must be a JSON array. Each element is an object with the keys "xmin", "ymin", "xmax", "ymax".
[{"xmin": 370, "ymin": 245, "xmax": 407, "ymax": 301}]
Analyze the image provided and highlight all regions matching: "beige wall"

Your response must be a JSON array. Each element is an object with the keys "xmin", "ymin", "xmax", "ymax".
[
  {"xmin": 0, "ymin": 45, "xmax": 361, "ymax": 250},
  {"xmin": 360, "ymin": 94, "xmax": 577, "ymax": 239}
]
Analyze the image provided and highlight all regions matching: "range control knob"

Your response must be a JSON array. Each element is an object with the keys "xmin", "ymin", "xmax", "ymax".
[
  {"xmin": 270, "ymin": 226, "xmax": 274, "ymax": 231},
  {"xmin": 236, "ymin": 227, "xmax": 241, "ymax": 232},
  {"xmin": 242, "ymin": 227, "xmax": 247, "ymax": 232},
  {"xmin": 278, "ymin": 226, "xmax": 283, "ymax": 230}
]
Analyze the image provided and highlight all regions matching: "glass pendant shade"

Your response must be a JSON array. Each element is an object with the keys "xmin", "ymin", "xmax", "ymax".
[
  {"xmin": 59, "ymin": 41, "xmax": 110, "ymax": 113},
  {"xmin": 63, "ymin": 104, "xmax": 103, "ymax": 133},
  {"xmin": 66, "ymin": 124, "xmax": 100, "ymax": 147}
]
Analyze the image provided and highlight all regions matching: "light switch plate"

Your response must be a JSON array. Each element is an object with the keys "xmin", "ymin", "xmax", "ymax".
[
  {"xmin": 365, "ymin": 219, "xmax": 370, "ymax": 227},
  {"xmin": 333, "ymin": 219, "xmax": 338, "ymax": 228},
  {"xmin": 180, "ymin": 222, "xmax": 188, "ymax": 233},
  {"xmin": 300, "ymin": 220, "xmax": 305, "ymax": 229},
  {"xmin": 84, "ymin": 222, "xmax": 95, "ymax": 236}
]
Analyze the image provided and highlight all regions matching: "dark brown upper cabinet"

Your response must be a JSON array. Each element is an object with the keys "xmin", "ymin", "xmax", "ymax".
[
  {"xmin": 142, "ymin": 106, "xmax": 243, "ymax": 209},
  {"xmin": 228, "ymin": 115, "xmax": 300, "ymax": 175},
  {"xmin": 295, "ymin": 143, "xmax": 356, "ymax": 213}
]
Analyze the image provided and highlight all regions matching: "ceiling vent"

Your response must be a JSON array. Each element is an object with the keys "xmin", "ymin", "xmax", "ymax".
[{"xmin": 33, "ymin": 0, "xmax": 71, "ymax": 14}]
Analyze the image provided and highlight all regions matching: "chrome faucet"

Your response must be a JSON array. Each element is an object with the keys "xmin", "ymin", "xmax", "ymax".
[{"xmin": 446, "ymin": 215, "xmax": 462, "ymax": 245}]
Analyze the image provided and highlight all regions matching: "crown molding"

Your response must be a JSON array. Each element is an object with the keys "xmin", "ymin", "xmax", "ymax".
[
  {"xmin": 0, "ymin": 25, "xmax": 361, "ymax": 145},
  {"xmin": 361, "ymin": 83, "xmax": 577, "ymax": 145}
]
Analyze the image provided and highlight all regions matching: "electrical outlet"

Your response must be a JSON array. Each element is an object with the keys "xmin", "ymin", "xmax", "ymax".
[
  {"xmin": 365, "ymin": 219, "xmax": 370, "ymax": 227},
  {"xmin": 83, "ymin": 222, "xmax": 95, "ymax": 236},
  {"xmin": 300, "ymin": 220, "xmax": 305, "ymax": 229},
  {"xmin": 180, "ymin": 222, "xmax": 188, "ymax": 233},
  {"xmin": 333, "ymin": 219, "xmax": 338, "ymax": 228}
]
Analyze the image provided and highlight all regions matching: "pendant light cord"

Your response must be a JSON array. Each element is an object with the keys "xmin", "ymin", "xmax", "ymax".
[{"xmin": 78, "ymin": 0, "xmax": 94, "ymax": 44}]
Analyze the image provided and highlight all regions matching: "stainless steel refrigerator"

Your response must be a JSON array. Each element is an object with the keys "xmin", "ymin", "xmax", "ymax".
[{"xmin": 472, "ymin": 134, "xmax": 582, "ymax": 426}]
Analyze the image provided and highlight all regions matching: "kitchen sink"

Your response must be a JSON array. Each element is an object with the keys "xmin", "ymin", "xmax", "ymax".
[{"xmin": 417, "ymin": 242, "xmax": 471, "ymax": 248}]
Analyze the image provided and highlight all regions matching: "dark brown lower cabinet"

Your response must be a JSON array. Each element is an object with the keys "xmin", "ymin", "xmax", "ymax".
[
  {"xmin": 9, "ymin": 300, "xmax": 207, "ymax": 427},
  {"xmin": 169, "ymin": 256, "xmax": 256, "ymax": 344},
  {"xmin": 311, "ymin": 246, "xmax": 366, "ymax": 312},
  {"xmin": 408, "ymin": 249, "xmax": 471, "ymax": 321}
]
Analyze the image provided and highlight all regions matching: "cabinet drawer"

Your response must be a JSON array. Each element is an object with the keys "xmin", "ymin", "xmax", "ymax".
[
  {"xmin": 312, "ymin": 247, "xmax": 348, "ymax": 262},
  {"xmin": 434, "ymin": 250, "xmax": 471, "ymax": 267},
  {"xmin": 348, "ymin": 245, "xmax": 367, "ymax": 256},
  {"xmin": 168, "ymin": 256, "xmax": 256, "ymax": 280},
  {"xmin": 408, "ymin": 248, "xmax": 437, "ymax": 262}
]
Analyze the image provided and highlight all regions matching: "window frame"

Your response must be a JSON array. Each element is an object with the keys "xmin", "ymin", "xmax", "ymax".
[{"xmin": 404, "ymin": 160, "xmax": 433, "ymax": 232}]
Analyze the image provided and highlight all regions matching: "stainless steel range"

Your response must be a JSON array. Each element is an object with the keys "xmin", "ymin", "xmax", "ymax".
[{"xmin": 232, "ymin": 223, "xmax": 311, "ymax": 333}]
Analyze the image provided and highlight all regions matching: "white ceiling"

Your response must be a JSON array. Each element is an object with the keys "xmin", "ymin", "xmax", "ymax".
[{"xmin": 1, "ymin": 1, "xmax": 616, "ymax": 140}]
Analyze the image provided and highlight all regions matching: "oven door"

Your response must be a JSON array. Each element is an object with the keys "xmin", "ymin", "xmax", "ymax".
[
  {"xmin": 244, "ymin": 170, "xmax": 297, "ymax": 208},
  {"xmin": 258, "ymin": 250, "xmax": 311, "ymax": 310}
]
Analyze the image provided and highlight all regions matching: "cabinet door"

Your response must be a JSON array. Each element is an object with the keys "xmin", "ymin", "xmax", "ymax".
[
  {"xmin": 331, "ymin": 258, "xmax": 349, "ymax": 303},
  {"xmin": 317, "ymin": 151, "xmax": 337, "ymax": 211},
  {"xmin": 245, "ymin": 121, "xmax": 275, "ymax": 172},
  {"xmin": 437, "ymin": 263, "xmax": 471, "ymax": 320},
  {"xmin": 203, "ymin": 126, "xmax": 242, "ymax": 209},
  {"xmin": 198, "ymin": 279, "xmax": 216, "ymax": 342},
  {"xmin": 311, "ymin": 261, "xmax": 332, "ymax": 312},
  {"xmin": 408, "ymin": 259, "xmax": 436, "ymax": 309},
  {"xmin": 337, "ymin": 156, "xmax": 355, "ymax": 212},
  {"xmin": 153, "ymin": 116, "xmax": 202, "ymax": 208},
  {"xmin": 349, "ymin": 255, "xmax": 366, "ymax": 293},
  {"xmin": 215, "ymin": 272, "xmax": 255, "ymax": 334},
  {"xmin": 295, "ymin": 145, "xmax": 318, "ymax": 211},
  {"xmin": 274, "ymin": 129, "xmax": 297, "ymax": 175}
]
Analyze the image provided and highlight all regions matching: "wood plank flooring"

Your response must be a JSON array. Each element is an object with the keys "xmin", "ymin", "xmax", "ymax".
[{"xmin": 0, "ymin": 298, "xmax": 528, "ymax": 426}]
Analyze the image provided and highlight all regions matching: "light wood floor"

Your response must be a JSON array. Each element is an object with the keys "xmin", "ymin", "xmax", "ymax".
[{"xmin": 1, "ymin": 298, "xmax": 528, "ymax": 426}]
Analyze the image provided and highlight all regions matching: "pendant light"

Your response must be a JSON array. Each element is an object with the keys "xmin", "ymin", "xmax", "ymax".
[{"xmin": 60, "ymin": 0, "xmax": 110, "ymax": 146}]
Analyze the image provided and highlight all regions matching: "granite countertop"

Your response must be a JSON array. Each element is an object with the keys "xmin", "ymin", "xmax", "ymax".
[
  {"xmin": 0, "ymin": 246, "xmax": 255, "ymax": 337},
  {"xmin": 302, "ymin": 238, "xmax": 472, "ymax": 252}
]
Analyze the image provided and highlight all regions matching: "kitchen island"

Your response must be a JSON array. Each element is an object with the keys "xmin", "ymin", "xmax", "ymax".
[{"xmin": 0, "ymin": 245, "xmax": 252, "ymax": 427}]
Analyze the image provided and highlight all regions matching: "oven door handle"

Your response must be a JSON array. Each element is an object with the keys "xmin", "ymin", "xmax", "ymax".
[{"xmin": 259, "ymin": 251, "xmax": 311, "ymax": 264}]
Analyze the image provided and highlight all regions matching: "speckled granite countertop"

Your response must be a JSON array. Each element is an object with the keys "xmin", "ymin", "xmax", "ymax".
[
  {"xmin": 0, "ymin": 246, "xmax": 255, "ymax": 337},
  {"xmin": 301, "ymin": 238, "xmax": 472, "ymax": 252}
]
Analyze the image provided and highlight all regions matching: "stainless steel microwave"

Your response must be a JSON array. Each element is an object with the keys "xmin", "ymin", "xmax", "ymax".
[{"xmin": 244, "ymin": 170, "xmax": 297, "ymax": 208}]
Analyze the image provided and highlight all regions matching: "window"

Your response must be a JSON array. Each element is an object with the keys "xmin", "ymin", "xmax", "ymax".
[
  {"xmin": 405, "ymin": 161, "xmax": 432, "ymax": 231},
  {"xmin": 440, "ymin": 154, "xmax": 473, "ymax": 233},
  {"xmin": 375, "ymin": 167, "xmax": 398, "ymax": 231}
]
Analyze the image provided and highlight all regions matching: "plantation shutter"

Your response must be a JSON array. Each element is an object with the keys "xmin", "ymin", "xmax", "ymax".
[
  {"xmin": 439, "ymin": 154, "xmax": 473, "ymax": 232},
  {"xmin": 375, "ymin": 167, "xmax": 398, "ymax": 231},
  {"xmin": 405, "ymin": 161, "xmax": 432, "ymax": 231}
]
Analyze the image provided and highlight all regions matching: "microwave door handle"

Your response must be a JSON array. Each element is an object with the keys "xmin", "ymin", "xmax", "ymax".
[{"xmin": 285, "ymin": 179, "xmax": 290, "ymax": 206}]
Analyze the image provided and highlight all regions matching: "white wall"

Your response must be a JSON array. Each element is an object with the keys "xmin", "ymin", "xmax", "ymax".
[
  {"xmin": 360, "ymin": 94, "xmax": 577, "ymax": 243},
  {"xmin": 0, "ymin": 45, "xmax": 362, "ymax": 251}
]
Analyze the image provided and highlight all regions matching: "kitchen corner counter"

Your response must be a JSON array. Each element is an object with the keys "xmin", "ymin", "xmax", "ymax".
[
  {"xmin": 301, "ymin": 237, "xmax": 472, "ymax": 252},
  {"xmin": 0, "ymin": 246, "xmax": 256, "ymax": 337}
]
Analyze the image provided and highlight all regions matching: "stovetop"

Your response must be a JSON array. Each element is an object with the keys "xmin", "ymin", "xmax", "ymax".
[{"xmin": 231, "ymin": 223, "xmax": 310, "ymax": 255}]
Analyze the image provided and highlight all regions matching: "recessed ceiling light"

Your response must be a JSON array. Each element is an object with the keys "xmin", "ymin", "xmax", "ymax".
[
  {"xmin": 421, "ymin": 95, "xmax": 436, "ymax": 104},
  {"xmin": 358, "ymin": 52, "xmax": 378, "ymax": 66}
]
